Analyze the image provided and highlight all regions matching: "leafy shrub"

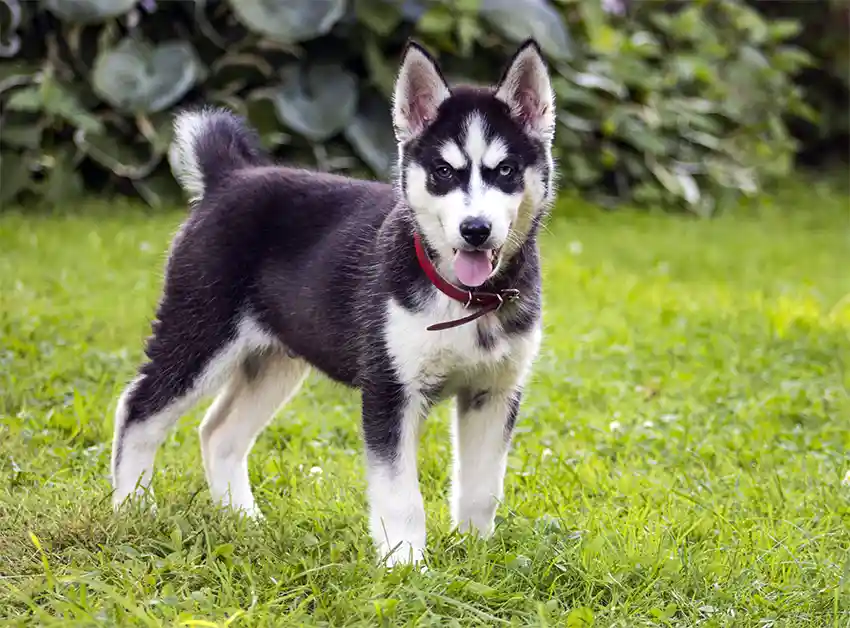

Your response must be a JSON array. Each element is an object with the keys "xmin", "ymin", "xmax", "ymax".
[
  {"xmin": 0, "ymin": 0, "xmax": 816, "ymax": 213},
  {"xmin": 748, "ymin": 0, "xmax": 849, "ymax": 166}
]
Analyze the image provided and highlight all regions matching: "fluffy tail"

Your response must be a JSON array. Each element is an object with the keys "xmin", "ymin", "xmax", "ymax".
[{"xmin": 168, "ymin": 107, "xmax": 268, "ymax": 204}]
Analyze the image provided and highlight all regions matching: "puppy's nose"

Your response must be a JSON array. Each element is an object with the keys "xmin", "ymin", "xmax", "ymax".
[{"xmin": 459, "ymin": 217, "xmax": 492, "ymax": 247}]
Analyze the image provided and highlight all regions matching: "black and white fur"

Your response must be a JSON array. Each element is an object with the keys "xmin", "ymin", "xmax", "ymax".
[{"xmin": 110, "ymin": 39, "xmax": 556, "ymax": 566}]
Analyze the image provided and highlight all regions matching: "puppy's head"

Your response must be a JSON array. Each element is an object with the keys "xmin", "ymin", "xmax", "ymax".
[{"xmin": 393, "ymin": 39, "xmax": 556, "ymax": 288}]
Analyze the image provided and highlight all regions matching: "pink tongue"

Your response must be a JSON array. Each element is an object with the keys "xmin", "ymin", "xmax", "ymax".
[{"xmin": 453, "ymin": 250, "xmax": 493, "ymax": 287}]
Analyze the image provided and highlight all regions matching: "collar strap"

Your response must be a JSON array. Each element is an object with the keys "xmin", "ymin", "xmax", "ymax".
[{"xmin": 413, "ymin": 232, "xmax": 520, "ymax": 331}]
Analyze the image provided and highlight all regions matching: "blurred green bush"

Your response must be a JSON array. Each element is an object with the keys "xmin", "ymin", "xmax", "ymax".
[
  {"xmin": 0, "ymin": 0, "xmax": 832, "ymax": 214},
  {"xmin": 748, "ymin": 0, "xmax": 849, "ymax": 168}
]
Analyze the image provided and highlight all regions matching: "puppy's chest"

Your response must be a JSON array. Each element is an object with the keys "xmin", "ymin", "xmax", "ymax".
[{"xmin": 384, "ymin": 297, "xmax": 516, "ymax": 386}]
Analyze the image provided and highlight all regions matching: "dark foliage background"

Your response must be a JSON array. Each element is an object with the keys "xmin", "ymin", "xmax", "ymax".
[
  {"xmin": 0, "ymin": 0, "xmax": 846, "ymax": 214},
  {"xmin": 749, "ymin": 0, "xmax": 849, "ymax": 169}
]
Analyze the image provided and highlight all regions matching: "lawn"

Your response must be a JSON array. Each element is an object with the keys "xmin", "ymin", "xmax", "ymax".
[{"xmin": 1, "ymin": 180, "xmax": 848, "ymax": 627}]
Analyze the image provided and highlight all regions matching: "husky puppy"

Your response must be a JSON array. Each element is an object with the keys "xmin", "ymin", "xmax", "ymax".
[{"xmin": 110, "ymin": 39, "xmax": 556, "ymax": 566}]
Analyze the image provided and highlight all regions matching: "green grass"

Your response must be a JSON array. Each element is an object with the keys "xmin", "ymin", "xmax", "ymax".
[{"xmin": 1, "ymin": 180, "xmax": 849, "ymax": 626}]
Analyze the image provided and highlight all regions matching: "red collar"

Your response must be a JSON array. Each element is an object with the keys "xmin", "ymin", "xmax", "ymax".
[{"xmin": 413, "ymin": 232, "xmax": 520, "ymax": 331}]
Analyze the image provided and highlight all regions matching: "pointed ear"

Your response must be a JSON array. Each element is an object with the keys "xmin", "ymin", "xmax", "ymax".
[
  {"xmin": 495, "ymin": 40, "xmax": 556, "ymax": 141},
  {"xmin": 392, "ymin": 42, "xmax": 451, "ymax": 142}
]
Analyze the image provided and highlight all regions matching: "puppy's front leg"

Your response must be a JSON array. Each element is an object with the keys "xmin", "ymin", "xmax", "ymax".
[
  {"xmin": 451, "ymin": 387, "xmax": 522, "ymax": 536},
  {"xmin": 362, "ymin": 378, "xmax": 427, "ymax": 567}
]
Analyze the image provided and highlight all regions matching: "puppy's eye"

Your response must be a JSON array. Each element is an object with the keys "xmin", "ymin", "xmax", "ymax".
[
  {"xmin": 497, "ymin": 162, "xmax": 516, "ymax": 178},
  {"xmin": 433, "ymin": 163, "xmax": 454, "ymax": 180}
]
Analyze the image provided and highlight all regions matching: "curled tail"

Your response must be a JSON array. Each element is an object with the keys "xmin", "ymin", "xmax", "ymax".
[{"xmin": 168, "ymin": 107, "xmax": 268, "ymax": 204}]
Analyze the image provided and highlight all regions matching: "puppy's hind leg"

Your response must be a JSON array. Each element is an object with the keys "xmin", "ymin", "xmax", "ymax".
[
  {"xmin": 111, "ymin": 371, "xmax": 203, "ymax": 511},
  {"xmin": 110, "ymin": 318, "xmax": 244, "ymax": 511},
  {"xmin": 199, "ymin": 349, "xmax": 309, "ymax": 518}
]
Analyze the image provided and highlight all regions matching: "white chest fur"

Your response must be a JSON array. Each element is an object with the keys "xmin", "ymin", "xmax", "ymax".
[{"xmin": 383, "ymin": 294, "xmax": 541, "ymax": 394}]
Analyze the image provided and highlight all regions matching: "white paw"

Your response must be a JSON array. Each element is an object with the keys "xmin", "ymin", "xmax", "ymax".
[
  {"xmin": 113, "ymin": 489, "xmax": 157, "ymax": 515},
  {"xmin": 381, "ymin": 542, "xmax": 426, "ymax": 569},
  {"xmin": 453, "ymin": 518, "xmax": 495, "ymax": 538},
  {"xmin": 242, "ymin": 504, "xmax": 264, "ymax": 521},
  {"xmin": 218, "ymin": 499, "xmax": 263, "ymax": 521}
]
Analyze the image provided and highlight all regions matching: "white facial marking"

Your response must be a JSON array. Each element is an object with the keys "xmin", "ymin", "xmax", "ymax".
[
  {"xmin": 482, "ymin": 138, "xmax": 509, "ymax": 170},
  {"xmin": 400, "ymin": 44, "xmax": 557, "ymax": 283},
  {"xmin": 457, "ymin": 113, "xmax": 521, "ymax": 252},
  {"xmin": 463, "ymin": 114, "xmax": 490, "ymax": 167},
  {"xmin": 439, "ymin": 141, "xmax": 467, "ymax": 170},
  {"xmin": 403, "ymin": 111, "xmax": 529, "ymax": 281},
  {"xmin": 463, "ymin": 115, "xmax": 488, "ymax": 213}
]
